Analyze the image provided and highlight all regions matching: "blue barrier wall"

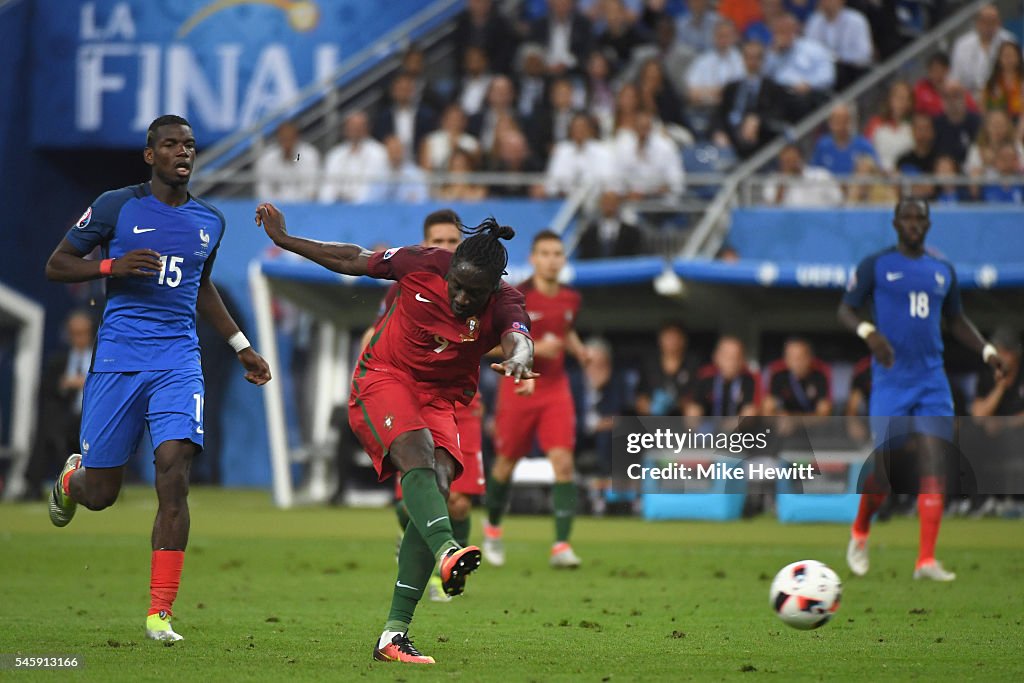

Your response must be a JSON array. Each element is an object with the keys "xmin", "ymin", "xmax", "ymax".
[{"xmin": 729, "ymin": 207, "xmax": 1024, "ymax": 266}]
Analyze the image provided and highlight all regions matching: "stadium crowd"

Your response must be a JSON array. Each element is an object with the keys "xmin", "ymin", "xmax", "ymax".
[{"xmin": 254, "ymin": 0, "xmax": 1024, "ymax": 221}]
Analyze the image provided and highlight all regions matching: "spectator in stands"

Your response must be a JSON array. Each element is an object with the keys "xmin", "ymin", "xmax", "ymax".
[
  {"xmin": 597, "ymin": 0, "xmax": 651, "ymax": 74},
  {"xmin": 458, "ymin": 46, "xmax": 495, "ymax": 118},
  {"xmin": 419, "ymin": 103, "xmax": 481, "ymax": 173},
  {"xmin": 763, "ymin": 337, "xmax": 833, "ymax": 418},
  {"xmin": 612, "ymin": 82, "xmax": 643, "ymax": 138},
  {"xmin": 575, "ymin": 189, "xmax": 646, "ymax": 259},
  {"xmin": 720, "ymin": 0, "xmax": 763, "ymax": 35},
  {"xmin": 531, "ymin": 0, "xmax": 595, "ymax": 75},
  {"xmin": 319, "ymin": 111, "xmax": 388, "ymax": 204},
  {"xmin": 981, "ymin": 142, "xmax": 1024, "ymax": 204},
  {"xmin": 844, "ymin": 355, "xmax": 871, "ymax": 443},
  {"xmin": 470, "ymin": 76, "xmax": 523, "ymax": 152},
  {"xmin": 515, "ymin": 44, "xmax": 551, "ymax": 120},
  {"xmin": 368, "ymin": 136, "xmax": 430, "ymax": 203},
  {"xmin": 626, "ymin": 14, "xmax": 696, "ymax": 99},
  {"xmin": 965, "ymin": 109, "xmax": 1024, "ymax": 177},
  {"xmin": 687, "ymin": 335, "xmax": 760, "ymax": 418},
  {"xmin": 635, "ymin": 321, "xmax": 697, "ymax": 416},
  {"xmin": 933, "ymin": 79, "xmax": 982, "ymax": 166},
  {"xmin": 399, "ymin": 46, "xmax": 446, "ymax": 112},
  {"xmin": 811, "ymin": 102, "xmax": 878, "ymax": 176},
  {"xmin": 846, "ymin": 154, "xmax": 897, "ymax": 205},
  {"xmin": 764, "ymin": 13, "xmax": 836, "ymax": 120},
  {"xmin": 804, "ymin": 0, "xmax": 873, "ymax": 90},
  {"xmin": 373, "ymin": 72, "xmax": 437, "ymax": 161},
  {"xmin": 864, "ymin": 81, "xmax": 914, "ymax": 172},
  {"xmin": 255, "ymin": 121, "xmax": 321, "ymax": 201},
  {"xmin": 675, "ymin": 0, "xmax": 721, "ymax": 53},
  {"xmin": 454, "ymin": 0, "xmax": 518, "ymax": 76},
  {"xmin": 528, "ymin": 77, "xmax": 579, "ymax": 156},
  {"xmin": 636, "ymin": 58, "xmax": 686, "ymax": 127},
  {"xmin": 25, "ymin": 311, "xmax": 95, "ymax": 499},
  {"xmin": 487, "ymin": 128, "xmax": 545, "ymax": 198},
  {"xmin": 616, "ymin": 109, "xmax": 685, "ymax": 199},
  {"xmin": 436, "ymin": 148, "xmax": 489, "ymax": 201},
  {"xmin": 933, "ymin": 155, "xmax": 966, "ymax": 204},
  {"xmin": 544, "ymin": 112, "xmax": 615, "ymax": 196},
  {"xmin": 950, "ymin": 3, "xmax": 1017, "ymax": 97},
  {"xmin": 743, "ymin": 0, "xmax": 784, "ymax": 46},
  {"xmin": 583, "ymin": 50, "xmax": 618, "ymax": 136},
  {"xmin": 686, "ymin": 20, "xmax": 745, "ymax": 109},
  {"xmin": 762, "ymin": 143, "xmax": 844, "ymax": 207},
  {"xmin": 895, "ymin": 112, "xmax": 938, "ymax": 175},
  {"xmin": 983, "ymin": 41, "xmax": 1024, "ymax": 122},
  {"xmin": 713, "ymin": 40, "xmax": 787, "ymax": 158},
  {"xmin": 914, "ymin": 52, "xmax": 952, "ymax": 117}
]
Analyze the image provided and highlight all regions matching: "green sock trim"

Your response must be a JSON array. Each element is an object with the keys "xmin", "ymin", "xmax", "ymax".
[
  {"xmin": 400, "ymin": 467, "xmax": 456, "ymax": 557},
  {"xmin": 452, "ymin": 516, "xmax": 471, "ymax": 547},
  {"xmin": 486, "ymin": 476, "xmax": 511, "ymax": 527},
  {"xmin": 553, "ymin": 482, "xmax": 576, "ymax": 543},
  {"xmin": 384, "ymin": 620, "xmax": 409, "ymax": 634}
]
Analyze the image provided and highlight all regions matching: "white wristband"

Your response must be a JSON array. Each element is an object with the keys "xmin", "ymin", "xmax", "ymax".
[
  {"xmin": 856, "ymin": 322, "xmax": 876, "ymax": 340},
  {"xmin": 982, "ymin": 343, "xmax": 998, "ymax": 363},
  {"xmin": 228, "ymin": 331, "xmax": 251, "ymax": 353}
]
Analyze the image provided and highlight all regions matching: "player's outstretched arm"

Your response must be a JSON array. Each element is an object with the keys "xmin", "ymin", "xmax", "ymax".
[
  {"xmin": 838, "ymin": 302, "xmax": 894, "ymax": 368},
  {"xmin": 490, "ymin": 331, "xmax": 539, "ymax": 384},
  {"xmin": 197, "ymin": 274, "xmax": 271, "ymax": 386},
  {"xmin": 45, "ymin": 239, "xmax": 162, "ymax": 283},
  {"xmin": 948, "ymin": 312, "xmax": 1007, "ymax": 379},
  {"xmin": 255, "ymin": 202, "xmax": 372, "ymax": 276}
]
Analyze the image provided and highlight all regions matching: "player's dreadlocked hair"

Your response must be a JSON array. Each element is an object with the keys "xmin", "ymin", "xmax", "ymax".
[
  {"xmin": 146, "ymin": 115, "xmax": 192, "ymax": 148},
  {"xmin": 452, "ymin": 217, "xmax": 516, "ymax": 287}
]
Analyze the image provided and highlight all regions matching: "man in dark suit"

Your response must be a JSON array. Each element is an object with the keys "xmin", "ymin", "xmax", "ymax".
[
  {"xmin": 713, "ymin": 41, "xmax": 788, "ymax": 159},
  {"xmin": 24, "ymin": 311, "xmax": 95, "ymax": 498},
  {"xmin": 530, "ymin": 0, "xmax": 594, "ymax": 75},
  {"xmin": 574, "ymin": 190, "xmax": 645, "ymax": 259},
  {"xmin": 372, "ymin": 72, "xmax": 437, "ymax": 161},
  {"xmin": 454, "ymin": 0, "xmax": 518, "ymax": 75}
]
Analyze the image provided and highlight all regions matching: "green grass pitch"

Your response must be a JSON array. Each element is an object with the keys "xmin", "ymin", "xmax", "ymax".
[{"xmin": 2, "ymin": 488, "xmax": 1023, "ymax": 682}]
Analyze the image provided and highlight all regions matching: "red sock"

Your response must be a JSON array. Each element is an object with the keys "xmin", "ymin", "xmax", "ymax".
[
  {"xmin": 917, "ymin": 493, "xmax": 943, "ymax": 567},
  {"xmin": 61, "ymin": 463, "xmax": 78, "ymax": 496},
  {"xmin": 149, "ymin": 550, "xmax": 185, "ymax": 617},
  {"xmin": 852, "ymin": 493, "xmax": 887, "ymax": 538}
]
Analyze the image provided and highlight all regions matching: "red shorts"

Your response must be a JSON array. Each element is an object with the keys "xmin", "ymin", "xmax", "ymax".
[
  {"xmin": 349, "ymin": 369, "xmax": 462, "ymax": 482},
  {"xmin": 494, "ymin": 375, "xmax": 576, "ymax": 460},
  {"xmin": 394, "ymin": 397, "xmax": 485, "ymax": 498}
]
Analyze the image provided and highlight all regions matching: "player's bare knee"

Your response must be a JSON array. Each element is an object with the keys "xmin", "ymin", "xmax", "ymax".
[
  {"xmin": 390, "ymin": 429, "xmax": 437, "ymax": 473},
  {"xmin": 448, "ymin": 492, "xmax": 471, "ymax": 520},
  {"xmin": 492, "ymin": 455, "xmax": 515, "ymax": 481},
  {"xmin": 549, "ymin": 449, "xmax": 575, "ymax": 481},
  {"xmin": 84, "ymin": 488, "xmax": 119, "ymax": 511}
]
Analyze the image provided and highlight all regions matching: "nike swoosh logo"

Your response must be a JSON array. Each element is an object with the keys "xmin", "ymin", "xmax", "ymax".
[
  {"xmin": 133, "ymin": 226, "xmax": 157, "ymax": 234},
  {"xmin": 395, "ymin": 581, "xmax": 420, "ymax": 590},
  {"xmin": 425, "ymin": 516, "xmax": 448, "ymax": 527},
  {"xmin": 886, "ymin": 272, "xmax": 903, "ymax": 281},
  {"xmin": 415, "ymin": 293, "xmax": 433, "ymax": 303}
]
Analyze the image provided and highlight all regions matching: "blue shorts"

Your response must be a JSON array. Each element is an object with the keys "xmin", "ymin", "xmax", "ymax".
[
  {"xmin": 869, "ymin": 371, "xmax": 954, "ymax": 448},
  {"xmin": 80, "ymin": 368, "xmax": 205, "ymax": 468}
]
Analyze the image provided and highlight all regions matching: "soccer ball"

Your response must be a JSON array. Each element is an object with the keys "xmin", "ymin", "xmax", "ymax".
[{"xmin": 769, "ymin": 560, "xmax": 842, "ymax": 630}]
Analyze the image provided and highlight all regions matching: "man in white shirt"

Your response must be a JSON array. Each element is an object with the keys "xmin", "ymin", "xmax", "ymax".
[
  {"xmin": 950, "ymin": 3, "xmax": 1017, "ymax": 97},
  {"xmin": 804, "ymin": 0, "xmax": 874, "ymax": 90},
  {"xmin": 368, "ymin": 136, "xmax": 430, "ymax": 203},
  {"xmin": 762, "ymin": 143, "xmax": 843, "ymax": 207},
  {"xmin": 676, "ymin": 0, "xmax": 720, "ymax": 53},
  {"xmin": 617, "ymin": 110, "xmax": 685, "ymax": 199},
  {"xmin": 255, "ymin": 122, "xmax": 321, "ymax": 202},
  {"xmin": 544, "ymin": 113, "xmax": 616, "ymax": 196},
  {"xmin": 686, "ymin": 20, "xmax": 745, "ymax": 107},
  {"xmin": 319, "ymin": 111, "xmax": 389, "ymax": 204}
]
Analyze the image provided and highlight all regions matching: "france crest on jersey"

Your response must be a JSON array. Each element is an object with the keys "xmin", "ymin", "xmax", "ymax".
[{"xmin": 65, "ymin": 182, "xmax": 225, "ymax": 372}]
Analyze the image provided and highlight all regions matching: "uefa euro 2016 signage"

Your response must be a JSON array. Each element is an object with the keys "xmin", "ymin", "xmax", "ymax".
[{"xmin": 30, "ymin": 0, "xmax": 417, "ymax": 148}]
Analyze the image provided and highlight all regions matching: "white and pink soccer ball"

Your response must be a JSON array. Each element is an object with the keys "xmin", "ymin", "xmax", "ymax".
[{"xmin": 769, "ymin": 560, "xmax": 842, "ymax": 630}]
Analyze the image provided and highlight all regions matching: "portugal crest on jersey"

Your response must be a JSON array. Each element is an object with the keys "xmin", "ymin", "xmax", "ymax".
[{"xmin": 460, "ymin": 316, "xmax": 480, "ymax": 342}]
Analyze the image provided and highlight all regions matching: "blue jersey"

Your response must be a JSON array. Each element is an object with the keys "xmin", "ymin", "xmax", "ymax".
[
  {"xmin": 843, "ymin": 247, "xmax": 962, "ymax": 382},
  {"xmin": 65, "ymin": 183, "xmax": 225, "ymax": 373}
]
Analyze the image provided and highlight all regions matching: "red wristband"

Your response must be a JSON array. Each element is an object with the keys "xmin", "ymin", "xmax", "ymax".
[{"xmin": 99, "ymin": 258, "xmax": 115, "ymax": 277}]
